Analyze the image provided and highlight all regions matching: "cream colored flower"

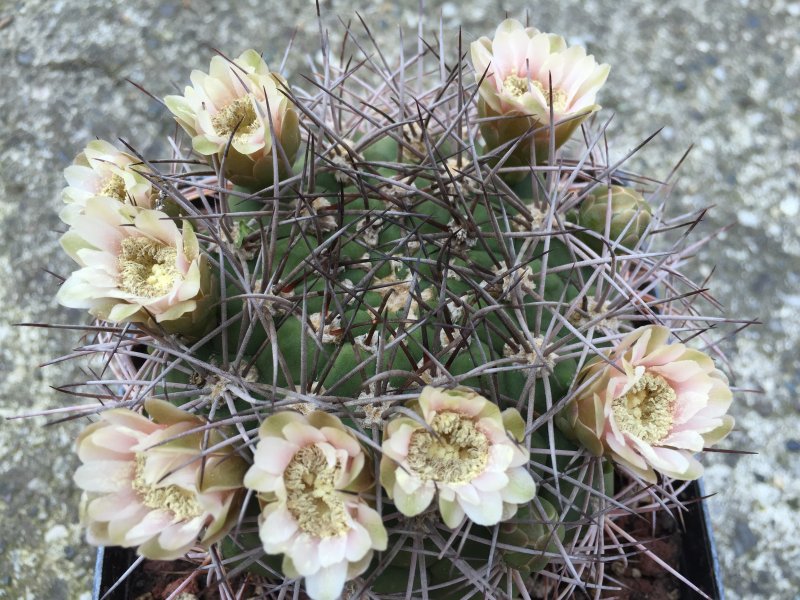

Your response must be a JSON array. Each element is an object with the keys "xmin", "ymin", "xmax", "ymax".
[
  {"xmin": 74, "ymin": 399, "xmax": 246, "ymax": 560},
  {"xmin": 57, "ymin": 196, "xmax": 214, "ymax": 332},
  {"xmin": 472, "ymin": 19, "xmax": 609, "ymax": 124},
  {"xmin": 244, "ymin": 411, "xmax": 387, "ymax": 600},
  {"xmin": 61, "ymin": 139, "xmax": 155, "ymax": 222},
  {"xmin": 164, "ymin": 50, "xmax": 301, "ymax": 189},
  {"xmin": 380, "ymin": 386, "xmax": 536, "ymax": 528},
  {"xmin": 559, "ymin": 325, "xmax": 735, "ymax": 482},
  {"xmin": 471, "ymin": 19, "xmax": 610, "ymax": 158},
  {"xmin": 62, "ymin": 139, "xmax": 154, "ymax": 206}
]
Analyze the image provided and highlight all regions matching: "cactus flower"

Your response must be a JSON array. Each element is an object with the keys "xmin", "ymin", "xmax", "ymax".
[
  {"xmin": 61, "ymin": 139, "xmax": 155, "ymax": 222},
  {"xmin": 73, "ymin": 399, "xmax": 247, "ymax": 560},
  {"xmin": 577, "ymin": 185, "xmax": 653, "ymax": 250},
  {"xmin": 559, "ymin": 326, "xmax": 735, "ymax": 482},
  {"xmin": 471, "ymin": 19, "xmax": 610, "ymax": 161},
  {"xmin": 244, "ymin": 411, "xmax": 387, "ymax": 600},
  {"xmin": 56, "ymin": 196, "xmax": 215, "ymax": 334},
  {"xmin": 164, "ymin": 49, "xmax": 301, "ymax": 190},
  {"xmin": 380, "ymin": 386, "xmax": 536, "ymax": 528}
]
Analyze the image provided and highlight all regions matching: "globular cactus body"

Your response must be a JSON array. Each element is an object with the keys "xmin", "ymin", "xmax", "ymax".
[{"xmin": 51, "ymin": 13, "xmax": 740, "ymax": 600}]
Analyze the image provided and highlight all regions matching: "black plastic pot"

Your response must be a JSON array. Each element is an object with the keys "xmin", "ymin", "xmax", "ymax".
[
  {"xmin": 92, "ymin": 479, "xmax": 725, "ymax": 599},
  {"xmin": 679, "ymin": 478, "xmax": 726, "ymax": 600},
  {"xmin": 92, "ymin": 545, "xmax": 140, "ymax": 600}
]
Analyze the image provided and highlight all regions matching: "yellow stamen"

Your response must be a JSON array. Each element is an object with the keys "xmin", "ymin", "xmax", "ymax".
[
  {"xmin": 530, "ymin": 80, "xmax": 568, "ymax": 113},
  {"xmin": 502, "ymin": 74, "xmax": 530, "ymax": 97},
  {"xmin": 118, "ymin": 237, "xmax": 179, "ymax": 298},
  {"xmin": 211, "ymin": 96, "xmax": 258, "ymax": 139},
  {"xmin": 502, "ymin": 75, "xmax": 568, "ymax": 113},
  {"xmin": 407, "ymin": 412, "xmax": 489, "ymax": 484},
  {"xmin": 100, "ymin": 174, "xmax": 126, "ymax": 201},
  {"xmin": 284, "ymin": 445, "xmax": 348, "ymax": 537},
  {"xmin": 131, "ymin": 454, "xmax": 202, "ymax": 521},
  {"xmin": 612, "ymin": 373, "xmax": 676, "ymax": 444}
]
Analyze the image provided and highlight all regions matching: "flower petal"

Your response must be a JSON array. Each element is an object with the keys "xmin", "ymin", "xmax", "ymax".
[
  {"xmin": 158, "ymin": 516, "xmax": 205, "ymax": 551},
  {"xmin": 501, "ymin": 467, "xmax": 536, "ymax": 504},
  {"xmin": 471, "ymin": 470, "xmax": 509, "ymax": 492},
  {"xmin": 345, "ymin": 521, "xmax": 372, "ymax": 562},
  {"xmin": 282, "ymin": 421, "xmax": 327, "ymax": 447},
  {"xmin": 393, "ymin": 479, "xmax": 434, "ymax": 516},
  {"xmin": 289, "ymin": 534, "xmax": 322, "ymax": 576},
  {"xmin": 74, "ymin": 461, "xmax": 133, "ymax": 493},
  {"xmin": 317, "ymin": 534, "xmax": 348, "ymax": 567},
  {"xmin": 304, "ymin": 560, "xmax": 348, "ymax": 600},
  {"xmin": 252, "ymin": 437, "xmax": 300, "ymax": 475},
  {"xmin": 357, "ymin": 503, "xmax": 387, "ymax": 551},
  {"xmin": 439, "ymin": 496, "xmax": 466, "ymax": 529},
  {"xmin": 259, "ymin": 503, "xmax": 299, "ymax": 548},
  {"xmin": 124, "ymin": 509, "xmax": 175, "ymax": 546},
  {"xmin": 459, "ymin": 490, "xmax": 503, "ymax": 526}
]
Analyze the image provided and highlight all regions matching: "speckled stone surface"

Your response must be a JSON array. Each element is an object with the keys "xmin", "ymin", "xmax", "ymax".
[{"xmin": 1, "ymin": 0, "xmax": 797, "ymax": 598}]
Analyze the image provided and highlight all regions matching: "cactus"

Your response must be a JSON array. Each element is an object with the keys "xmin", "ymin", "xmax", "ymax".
[{"xmin": 36, "ymin": 11, "xmax": 748, "ymax": 600}]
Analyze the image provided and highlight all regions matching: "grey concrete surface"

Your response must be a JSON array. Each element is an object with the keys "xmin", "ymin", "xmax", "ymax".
[{"xmin": 1, "ymin": 0, "xmax": 797, "ymax": 598}]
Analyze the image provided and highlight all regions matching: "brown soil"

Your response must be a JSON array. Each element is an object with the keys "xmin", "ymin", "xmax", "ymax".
[
  {"xmin": 123, "ymin": 560, "xmax": 275, "ymax": 600},
  {"xmin": 128, "ymin": 559, "xmax": 202, "ymax": 600},
  {"xmin": 127, "ymin": 539, "xmax": 686, "ymax": 600},
  {"xmin": 604, "ymin": 513, "xmax": 683, "ymax": 599}
]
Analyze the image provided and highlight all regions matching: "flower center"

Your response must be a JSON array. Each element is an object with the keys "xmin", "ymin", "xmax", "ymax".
[
  {"xmin": 406, "ymin": 411, "xmax": 489, "ymax": 484},
  {"xmin": 131, "ymin": 454, "xmax": 203, "ymax": 521},
  {"xmin": 503, "ymin": 74, "xmax": 530, "ymax": 97},
  {"xmin": 612, "ymin": 373, "xmax": 676, "ymax": 444},
  {"xmin": 504, "ymin": 74, "xmax": 568, "ymax": 113},
  {"xmin": 100, "ymin": 174, "xmax": 126, "ymax": 201},
  {"xmin": 284, "ymin": 445, "xmax": 348, "ymax": 538},
  {"xmin": 118, "ymin": 237, "xmax": 180, "ymax": 298},
  {"xmin": 211, "ymin": 96, "xmax": 259, "ymax": 139},
  {"xmin": 530, "ymin": 80, "xmax": 568, "ymax": 113}
]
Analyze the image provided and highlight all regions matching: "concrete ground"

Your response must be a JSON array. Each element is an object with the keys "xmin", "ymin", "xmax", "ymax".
[{"xmin": 1, "ymin": 0, "xmax": 797, "ymax": 598}]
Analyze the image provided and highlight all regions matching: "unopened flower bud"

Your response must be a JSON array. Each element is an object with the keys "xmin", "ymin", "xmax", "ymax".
[
  {"xmin": 498, "ymin": 498, "xmax": 564, "ymax": 575},
  {"xmin": 578, "ymin": 185, "xmax": 653, "ymax": 250}
]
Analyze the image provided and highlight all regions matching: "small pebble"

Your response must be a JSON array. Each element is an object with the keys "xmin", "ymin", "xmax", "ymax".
[
  {"xmin": 785, "ymin": 439, "xmax": 800, "ymax": 452},
  {"xmin": 16, "ymin": 49, "xmax": 34, "ymax": 65},
  {"xmin": 610, "ymin": 560, "xmax": 625, "ymax": 576},
  {"xmin": 44, "ymin": 524, "xmax": 68, "ymax": 543}
]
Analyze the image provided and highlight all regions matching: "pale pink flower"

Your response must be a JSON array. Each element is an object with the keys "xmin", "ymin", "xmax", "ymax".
[
  {"xmin": 471, "ymin": 19, "xmax": 610, "ymax": 159},
  {"xmin": 559, "ymin": 325, "xmax": 735, "ymax": 482},
  {"xmin": 380, "ymin": 386, "xmax": 536, "ymax": 528},
  {"xmin": 471, "ymin": 19, "xmax": 609, "ymax": 124},
  {"xmin": 74, "ymin": 399, "xmax": 246, "ymax": 560},
  {"xmin": 56, "ymin": 196, "xmax": 214, "ymax": 331},
  {"xmin": 244, "ymin": 411, "xmax": 387, "ymax": 600},
  {"xmin": 164, "ymin": 50, "xmax": 301, "ymax": 189},
  {"xmin": 61, "ymin": 139, "xmax": 155, "ymax": 222}
]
